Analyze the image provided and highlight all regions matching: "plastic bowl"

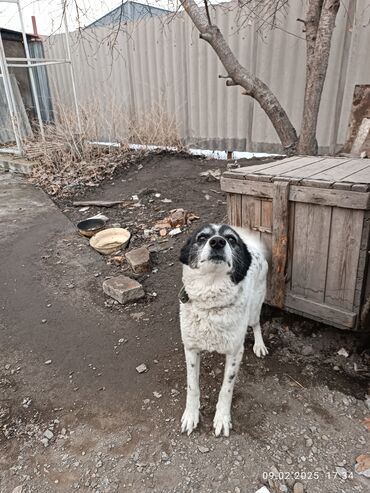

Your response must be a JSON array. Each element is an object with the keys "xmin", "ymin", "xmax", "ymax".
[{"xmin": 89, "ymin": 227, "xmax": 131, "ymax": 255}]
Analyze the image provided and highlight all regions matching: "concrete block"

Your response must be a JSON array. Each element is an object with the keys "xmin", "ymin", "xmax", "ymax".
[
  {"xmin": 103, "ymin": 275, "xmax": 144, "ymax": 304},
  {"xmin": 125, "ymin": 246, "xmax": 151, "ymax": 273},
  {"xmin": 0, "ymin": 155, "xmax": 34, "ymax": 175}
]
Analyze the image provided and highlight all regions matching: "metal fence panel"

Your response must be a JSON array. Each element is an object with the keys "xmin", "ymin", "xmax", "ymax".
[{"xmin": 44, "ymin": 1, "xmax": 370, "ymax": 153}]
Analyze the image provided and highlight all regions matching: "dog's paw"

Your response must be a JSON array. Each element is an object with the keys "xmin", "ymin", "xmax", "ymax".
[
  {"xmin": 253, "ymin": 341, "xmax": 268, "ymax": 358},
  {"xmin": 213, "ymin": 410, "xmax": 232, "ymax": 437},
  {"xmin": 181, "ymin": 408, "xmax": 199, "ymax": 436}
]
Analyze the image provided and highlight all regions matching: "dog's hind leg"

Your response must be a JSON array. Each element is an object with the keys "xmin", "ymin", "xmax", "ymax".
[
  {"xmin": 213, "ymin": 346, "xmax": 244, "ymax": 437},
  {"xmin": 181, "ymin": 348, "xmax": 200, "ymax": 435}
]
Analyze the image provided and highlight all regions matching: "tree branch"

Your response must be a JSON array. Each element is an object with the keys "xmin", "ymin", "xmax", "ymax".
[
  {"xmin": 204, "ymin": 0, "xmax": 212, "ymax": 26},
  {"xmin": 180, "ymin": 0, "xmax": 298, "ymax": 152}
]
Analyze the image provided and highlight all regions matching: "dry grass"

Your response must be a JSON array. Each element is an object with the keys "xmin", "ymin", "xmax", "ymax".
[{"xmin": 27, "ymin": 102, "xmax": 184, "ymax": 197}]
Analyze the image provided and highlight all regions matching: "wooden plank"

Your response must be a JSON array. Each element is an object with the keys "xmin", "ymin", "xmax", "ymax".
[
  {"xmin": 243, "ymin": 173, "xmax": 274, "ymax": 182},
  {"xmin": 280, "ymin": 157, "xmax": 351, "ymax": 179},
  {"xmin": 228, "ymin": 194, "xmax": 242, "ymax": 226},
  {"xmin": 285, "ymin": 293, "xmax": 356, "ymax": 328},
  {"xmin": 252, "ymin": 156, "xmax": 325, "ymax": 177},
  {"xmin": 226, "ymin": 194, "xmax": 232, "ymax": 223},
  {"xmin": 332, "ymin": 182, "xmax": 353, "ymax": 190},
  {"xmin": 227, "ymin": 156, "xmax": 303, "ymax": 176},
  {"xmin": 340, "ymin": 163, "xmax": 370, "ymax": 183},
  {"xmin": 300, "ymin": 178, "xmax": 335, "ymax": 188},
  {"xmin": 241, "ymin": 195, "xmax": 261, "ymax": 242},
  {"xmin": 324, "ymin": 208, "xmax": 364, "ymax": 310},
  {"xmin": 285, "ymin": 199, "xmax": 296, "ymax": 292},
  {"xmin": 289, "ymin": 185, "xmax": 370, "ymax": 210},
  {"xmin": 352, "ymin": 183, "xmax": 370, "ymax": 192},
  {"xmin": 221, "ymin": 177, "xmax": 274, "ymax": 198},
  {"xmin": 222, "ymin": 178, "xmax": 370, "ymax": 209},
  {"xmin": 260, "ymin": 200, "xmax": 273, "ymax": 302},
  {"xmin": 271, "ymin": 181, "xmax": 290, "ymax": 308},
  {"xmin": 310, "ymin": 159, "xmax": 369, "ymax": 182},
  {"xmin": 354, "ymin": 210, "xmax": 370, "ymax": 320},
  {"xmin": 290, "ymin": 203, "xmax": 331, "ymax": 302},
  {"xmin": 361, "ymin": 259, "xmax": 370, "ymax": 330}
]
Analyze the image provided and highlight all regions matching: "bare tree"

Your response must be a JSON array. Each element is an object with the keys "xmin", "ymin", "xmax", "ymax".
[{"xmin": 181, "ymin": 0, "xmax": 341, "ymax": 155}]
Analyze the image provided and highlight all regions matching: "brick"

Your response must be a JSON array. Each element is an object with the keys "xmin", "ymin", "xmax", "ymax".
[
  {"xmin": 103, "ymin": 275, "xmax": 144, "ymax": 304},
  {"xmin": 125, "ymin": 247, "xmax": 151, "ymax": 273}
]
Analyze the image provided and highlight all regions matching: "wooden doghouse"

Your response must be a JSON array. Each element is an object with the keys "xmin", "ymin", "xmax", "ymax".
[{"xmin": 221, "ymin": 156, "xmax": 370, "ymax": 330}]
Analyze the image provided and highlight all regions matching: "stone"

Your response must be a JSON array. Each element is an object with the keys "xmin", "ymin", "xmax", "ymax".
[
  {"xmin": 355, "ymin": 454, "xmax": 370, "ymax": 477},
  {"xmin": 301, "ymin": 345, "xmax": 314, "ymax": 356},
  {"xmin": 335, "ymin": 467, "xmax": 348, "ymax": 479},
  {"xmin": 293, "ymin": 483, "xmax": 304, "ymax": 493},
  {"xmin": 198, "ymin": 446, "xmax": 210, "ymax": 453},
  {"xmin": 125, "ymin": 247, "xmax": 151, "ymax": 273},
  {"xmin": 12, "ymin": 487, "xmax": 23, "ymax": 493},
  {"xmin": 337, "ymin": 348, "xmax": 349, "ymax": 358},
  {"xmin": 44, "ymin": 430, "xmax": 54, "ymax": 440},
  {"xmin": 41, "ymin": 438, "xmax": 49, "ymax": 447},
  {"xmin": 103, "ymin": 276, "xmax": 144, "ymax": 304},
  {"xmin": 136, "ymin": 364, "xmax": 148, "ymax": 374}
]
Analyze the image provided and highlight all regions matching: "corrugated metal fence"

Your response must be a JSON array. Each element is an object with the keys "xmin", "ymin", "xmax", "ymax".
[{"xmin": 44, "ymin": 0, "xmax": 370, "ymax": 153}]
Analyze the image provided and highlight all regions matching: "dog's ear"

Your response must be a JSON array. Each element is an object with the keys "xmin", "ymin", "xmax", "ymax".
[
  {"xmin": 179, "ymin": 236, "xmax": 193, "ymax": 265},
  {"xmin": 231, "ymin": 242, "xmax": 251, "ymax": 284}
]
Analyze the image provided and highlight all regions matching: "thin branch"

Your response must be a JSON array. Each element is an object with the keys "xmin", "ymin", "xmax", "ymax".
[{"xmin": 204, "ymin": 0, "xmax": 212, "ymax": 26}]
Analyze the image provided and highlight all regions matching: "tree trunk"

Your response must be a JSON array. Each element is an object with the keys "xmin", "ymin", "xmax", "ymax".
[
  {"xmin": 181, "ymin": 0, "xmax": 298, "ymax": 154},
  {"xmin": 298, "ymin": 0, "xmax": 340, "ymax": 155}
]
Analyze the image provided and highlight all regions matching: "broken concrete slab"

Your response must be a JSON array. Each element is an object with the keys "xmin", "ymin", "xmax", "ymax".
[
  {"xmin": 125, "ymin": 247, "xmax": 151, "ymax": 273},
  {"xmin": 103, "ymin": 275, "xmax": 144, "ymax": 304},
  {"xmin": 0, "ymin": 154, "xmax": 35, "ymax": 175}
]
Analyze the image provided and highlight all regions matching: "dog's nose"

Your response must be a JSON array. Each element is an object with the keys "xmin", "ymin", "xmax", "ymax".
[{"xmin": 209, "ymin": 236, "xmax": 226, "ymax": 250}]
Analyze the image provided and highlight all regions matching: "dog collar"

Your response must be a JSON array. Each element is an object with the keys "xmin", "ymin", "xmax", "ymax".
[{"xmin": 178, "ymin": 284, "xmax": 190, "ymax": 304}]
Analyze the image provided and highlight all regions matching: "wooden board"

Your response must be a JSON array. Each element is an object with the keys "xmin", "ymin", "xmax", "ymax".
[
  {"xmin": 288, "ymin": 186, "xmax": 369, "ymax": 210},
  {"xmin": 227, "ymin": 194, "xmax": 242, "ymax": 225},
  {"xmin": 241, "ymin": 195, "xmax": 261, "ymax": 242},
  {"xmin": 324, "ymin": 208, "xmax": 364, "ymax": 310},
  {"xmin": 354, "ymin": 210, "xmax": 370, "ymax": 319},
  {"xmin": 282, "ymin": 158, "xmax": 351, "ymax": 179},
  {"xmin": 260, "ymin": 199, "xmax": 273, "ymax": 301},
  {"xmin": 221, "ymin": 177, "xmax": 370, "ymax": 209},
  {"xmin": 221, "ymin": 177, "xmax": 274, "ymax": 198},
  {"xmin": 341, "ymin": 164, "xmax": 370, "ymax": 184},
  {"xmin": 225, "ymin": 156, "xmax": 303, "ymax": 176},
  {"xmin": 271, "ymin": 181, "xmax": 289, "ymax": 308},
  {"xmin": 310, "ymin": 159, "xmax": 369, "ymax": 182},
  {"xmin": 290, "ymin": 203, "xmax": 331, "ymax": 302},
  {"xmin": 285, "ymin": 293, "xmax": 356, "ymax": 328},
  {"xmin": 225, "ymin": 156, "xmax": 370, "ymax": 188}
]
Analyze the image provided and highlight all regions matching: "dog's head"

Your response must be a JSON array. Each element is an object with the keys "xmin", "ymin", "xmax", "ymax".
[{"xmin": 179, "ymin": 224, "xmax": 251, "ymax": 284}]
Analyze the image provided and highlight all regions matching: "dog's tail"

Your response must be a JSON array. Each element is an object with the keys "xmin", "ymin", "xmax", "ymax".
[{"xmin": 230, "ymin": 225, "xmax": 272, "ymax": 265}]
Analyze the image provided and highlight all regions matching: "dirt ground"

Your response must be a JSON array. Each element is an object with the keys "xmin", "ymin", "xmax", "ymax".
[{"xmin": 0, "ymin": 153, "xmax": 369, "ymax": 493}]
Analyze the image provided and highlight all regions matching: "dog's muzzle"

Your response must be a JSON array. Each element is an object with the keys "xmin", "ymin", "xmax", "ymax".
[{"xmin": 208, "ymin": 235, "xmax": 226, "ymax": 262}]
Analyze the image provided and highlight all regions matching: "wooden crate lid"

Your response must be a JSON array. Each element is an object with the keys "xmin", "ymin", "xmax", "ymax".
[{"xmin": 224, "ymin": 156, "xmax": 370, "ymax": 191}]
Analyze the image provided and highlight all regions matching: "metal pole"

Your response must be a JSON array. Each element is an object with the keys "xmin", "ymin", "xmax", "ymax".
[
  {"xmin": 0, "ymin": 32, "xmax": 24, "ymax": 154},
  {"xmin": 63, "ymin": 10, "xmax": 82, "ymax": 134},
  {"xmin": 17, "ymin": 0, "xmax": 45, "ymax": 139}
]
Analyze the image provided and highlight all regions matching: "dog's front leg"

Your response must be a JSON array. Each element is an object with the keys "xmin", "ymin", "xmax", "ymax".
[
  {"xmin": 213, "ymin": 346, "xmax": 244, "ymax": 437},
  {"xmin": 181, "ymin": 348, "xmax": 200, "ymax": 435}
]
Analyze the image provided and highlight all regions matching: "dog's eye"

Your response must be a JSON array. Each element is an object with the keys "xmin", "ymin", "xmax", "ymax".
[
  {"xmin": 197, "ymin": 234, "xmax": 208, "ymax": 243},
  {"xmin": 227, "ymin": 235, "xmax": 237, "ymax": 245}
]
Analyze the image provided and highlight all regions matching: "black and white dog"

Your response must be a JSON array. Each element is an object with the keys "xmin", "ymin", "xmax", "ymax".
[{"xmin": 179, "ymin": 224, "xmax": 268, "ymax": 437}]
